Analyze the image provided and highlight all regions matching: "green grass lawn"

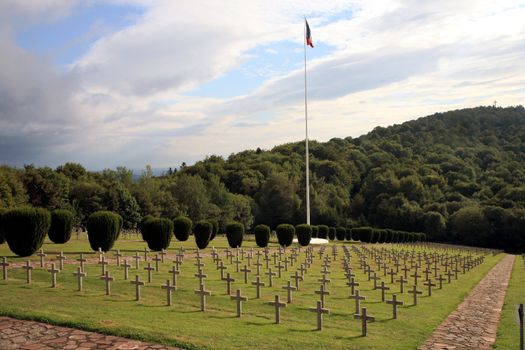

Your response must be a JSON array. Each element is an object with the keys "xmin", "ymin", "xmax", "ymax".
[
  {"xmin": 0, "ymin": 236, "xmax": 503, "ymax": 350},
  {"xmin": 493, "ymin": 254, "xmax": 525, "ymax": 349}
]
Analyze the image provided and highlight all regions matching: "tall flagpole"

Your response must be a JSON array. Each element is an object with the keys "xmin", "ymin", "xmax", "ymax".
[{"xmin": 304, "ymin": 18, "xmax": 311, "ymax": 225}]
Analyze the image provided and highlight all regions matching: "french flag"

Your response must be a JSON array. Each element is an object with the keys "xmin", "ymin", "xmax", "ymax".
[{"xmin": 305, "ymin": 19, "xmax": 314, "ymax": 48}]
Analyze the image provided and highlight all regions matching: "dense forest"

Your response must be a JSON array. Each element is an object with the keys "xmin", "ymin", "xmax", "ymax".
[{"xmin": 1, "ymin": 106, "xmax": 524, "ymax": 252}]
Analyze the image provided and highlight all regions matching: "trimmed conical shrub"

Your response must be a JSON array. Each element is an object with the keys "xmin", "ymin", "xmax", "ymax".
[
  {"xmin": 210, "ymin": 219, "xmax": 219, "ymax": 241},
  {"xmin": 276, "ymin": 224, "xmax": 295, "ymax": 247},
  {"xmin": 345, "ymin": 228, "xmax": 353, "ymax": 241},
  {"xmin": 194, "ymin": 220, "xmax": 212, "ymax": 249},
  {"xmin": 311, "ymin": 225, "xmax": 319, "ymax": 238},
  {"xmin": 0, "ymin": 208, "xmax": 6, "ymax": 244},
  {"xmin": 4, "ymin": 207, "xmax": 51, "ymax": 257},
  {"xmin": 328, "ymin": 227, "xmax": 336, "ymax": 240},
  {"xmin": 226, "ymin": 221, "xmax": 244, "ymax": 248},
  {"xmin": 296, "ymin": 224, "xmax": 312, "ymax": 246},
  {"xmin": 318, "ymin": 225, "xmax": 329, "ymax": 239},
  {"xmin": 335, "ymin": 227, "xmax": 346, "ymax": 241},
  {"xmin": 254, "ymin": 224, "xmax": 270, "ymax": 247},
  {"xmin": 48, "ymin": 209, "xmax": 74, "ymax": 244},
  {"xmin": 139, "ymin": 215, "xmax": 154, "ymax": 241},
  {"xmin": 354, "ymin": 227, "xmax": 373, "ymax": 242},
  {"xmin": 141, "ymin": 217, "xmax": 174, "ymax": 251},
  {"xmin": 87, "ymin": 211, "xmax": 121, "ymax": 252},
  {"xmin": 173, "ymin": 216, "xmax": 192, "ymax": 241}
]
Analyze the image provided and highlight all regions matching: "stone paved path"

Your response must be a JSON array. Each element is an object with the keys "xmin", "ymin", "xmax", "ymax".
[
  {"xmin": 419, "ymin": 254, "xmax": 515, "ymax": 350},
  {"xmin": 0, "ymin": 317, "xmax": 183, "ymax": 350}
]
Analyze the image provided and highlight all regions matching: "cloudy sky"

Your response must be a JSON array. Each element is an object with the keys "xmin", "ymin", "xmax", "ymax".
[{"xmin": 1, "ymin": 1, "xmax": 524, "ymax": 170}]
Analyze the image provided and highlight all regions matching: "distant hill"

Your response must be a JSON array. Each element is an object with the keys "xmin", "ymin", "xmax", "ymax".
[
  {"xmin": 181, "ymin": 106, "xmax": 525, "ymax": 251},
  {"xmin": 1, "ymin": 106, "xmax": 524, "ymax": 252}
]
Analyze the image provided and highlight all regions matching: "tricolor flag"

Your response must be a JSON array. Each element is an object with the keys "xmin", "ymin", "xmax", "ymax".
[{"xmin": 305, "ymin": 19, "xmax": 314, "ymax": 48}]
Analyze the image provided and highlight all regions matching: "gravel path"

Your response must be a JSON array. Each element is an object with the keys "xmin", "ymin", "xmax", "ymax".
[
  {"xmin": 0, "ymin": 317, "xmax": 183, "ymax": 350},
  {"xmin": 419, "ymin": 254, "xmax": 515, "ymax": 350}
]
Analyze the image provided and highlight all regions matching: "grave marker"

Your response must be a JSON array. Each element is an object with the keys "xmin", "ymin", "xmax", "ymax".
[
  {"xmin": 354, "ymin": 307, "xmax": 375, "ymax": 337},
  {"xmin": 0, "ymin": 257, "xmax": 10, "ymax": 280},
  {"xmin": 251, "ymin": 276, "xmax": 265, "ymax": 299},
  {"xmin": 282, "ymin": 280, "xmax": 297, "ymax": 303},
  {"xmin": 268, "ymin": 295, "xmax": 286, "ymax": 324},
  {"xmin": 100, "ymin": 271, "xmax": 115, "ymax": 295},
  {"xmin": 386, "ymin": 294, "xmax": 404, "ymax": 319},
  {"xmin": 194, "ymin": 283, "xmax": 211, "ymax": 311},
  {"xmin": 309, "ymin": 300, "xmax": 330, "ymax": 330},
  {"xmin": 22, "ymin": 260, "xmax": 34, "ymax": 284},
  {"xmin": 47, "ymin": 263, "xmax": 60, "ymax": 288},
  {"xmin": 231, "ymin": 289, "xmax": 248, "ymax": 317},
  {"xmin": 162, "ymin": 279, "xmax": 176, "ymax": 306},
  {"xmin": 73, "ymin": 267, "xmax": 86, "ymax": 291},
  {"xmin": 130, "ymin": 275, "xmax": 145, "ymax": 301}
]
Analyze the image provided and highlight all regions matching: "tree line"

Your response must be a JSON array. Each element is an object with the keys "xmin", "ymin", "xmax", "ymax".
[{"xmin": 0, "ymin": 106, "xmax": 524, "ymax": 252}]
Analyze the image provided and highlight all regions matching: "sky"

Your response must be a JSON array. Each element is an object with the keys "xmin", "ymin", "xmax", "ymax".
[{"xmin": 1, "ymin": 0, "xmax": 524, "ymax": 171}]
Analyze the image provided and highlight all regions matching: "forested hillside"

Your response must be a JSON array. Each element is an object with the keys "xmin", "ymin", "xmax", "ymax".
[{"xmin": 1, "ymin": 106, "xmax": 524, "ymax": 251}]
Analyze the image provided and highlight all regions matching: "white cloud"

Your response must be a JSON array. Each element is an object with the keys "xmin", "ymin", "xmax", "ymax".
[{"xmin": 1, "ymin": 0, "xmax": 525, "ymax": 169}]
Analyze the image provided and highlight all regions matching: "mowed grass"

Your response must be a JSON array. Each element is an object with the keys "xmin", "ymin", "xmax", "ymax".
[
  {"xmin": 493, "ymin": 254, "xmax": 525, "ymax": 349},
  {"xmin": 0, "ymin": 236, "xmax": 503, "ymax": 350}
]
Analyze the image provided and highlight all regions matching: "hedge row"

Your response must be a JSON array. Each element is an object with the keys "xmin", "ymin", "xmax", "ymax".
[{"xmin": 351, "ymin": 227, "xmax": 425, "ymax": 243}]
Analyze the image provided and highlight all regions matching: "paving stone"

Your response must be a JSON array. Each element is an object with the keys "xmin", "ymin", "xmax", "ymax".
[{"xmin": 419, "ymin": 255, "xmax": 515, "ymax": 350}]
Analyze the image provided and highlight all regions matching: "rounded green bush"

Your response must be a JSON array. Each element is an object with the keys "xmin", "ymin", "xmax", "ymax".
[
  {"xmin": 194, "ymin": 220, "xmax": 212, "ymax": 249},
  {"xmin": 311, "ymin": 225, "xmax": 319, "ymax": 238},
  {"xmin": 226, "ymin": 221, "xmax": 244, "ymax": 248},
  {"xmin": 317, "ymin": 225, "xmax": 329, "ymax": 239},
  {"xmin": 0, "ymin": 208, "xmax": 6, "ymax": 244},
  {"xmin": 295, "ymin": 224, "xmax": 312, "ymax": 246},
  {"xmin": 354, "ymin": 227, "xmax": 373, "ymax": 242},
  {"xmin": 254, "ymin": 224, "xmax": 270, "ymax": 247},
  {"xmin": 173, "ymin": 216, "xmax": 192, "ymax": 241},
  {"xmin": 335, "ymin": 227, "xmax": 346, "ymax": 241},
  {"xmin": 4, "ymin": 207, "xmax": 51, "ymax": 257},
  {"xmin": 345, "ymin": 228, "xmax": 353, "ymax": 241},
  {"xmin": 141, "ymin": 217, "xmax": 174, "ymax": 251},
  {"xmin": 48, "ymin": 209, "xmax": 74, "ymax": 244},
  {"xmin": 210, "ymin": 219, "xmax": 219, "ymax": 241},
  {"xmin": 328, "ymin": 227, "xmax": 336, "ymax": 240},
  {"xmin": 276, "ymin": 224, "xmax": 295, "ymax": 247},
  {"xmin": 351, "ymin": 227, "xmax": 360, "ymax": 241},
  {"xmin": 139, "ymin": 215, "xmax": 154, "ymax": 242},
  {"xmin": 86, "ymin": 211, "xmax": 121, "ymax": 252}
]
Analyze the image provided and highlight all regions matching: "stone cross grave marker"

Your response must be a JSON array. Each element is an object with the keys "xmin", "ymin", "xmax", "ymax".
[
  {"xmin": 396, "ymin": 275, "xmax": 407, "ymax": 293},
  {"xmin": 387, "ymin": 269, "xmax": 397, "ymax": 284},
  {"xmin": 160, "ymin": 249, "xmax": 167, "ymax": 263},
  {"xmin": 282, "ymin": 280, "xmax": 297, "ymax": 303},
  {"xmin": 194, "ymin": 283, "xmax": 211, "ymax": 311},
  {"xmin": 37, "ymin": 249, "xmax": 46, "ymax": 268},
  {"xmin": 133, "ymin": 252, "xmax": 141, "ymax": 269},
  {"xmin": 268, "ymin": 295, "xmax": 286, "ymax": 324},
  {"xmin": 122, "ymin": 259, "xmax": 131, "ymax": 280},
  {"xmin": 162, "ymin": 279, "xmax": 176, "ymax": 306},
  {"xmin": 370, "ymin": 272, "xmax": 381, "ymax": 290},
  {"xmin": 292, "ymin": 270, "xmax": 303, "ymax": 291},
  {"xmin": 169, "ymin": 266, "xmax": 179, "ymax": 288},
  {"xmin": 265, "ymin": 268, "xmax": 276, "ymax": 287},
  {"xmin": 254, "ymin": 258, "xmax": 262, "ymax": 276},
  {"xmin": 153, "ymin": 254, "xmax": 162, "ymax": 272},
  {"xmin": 386, "ymin": 294, "xmax": 404, "ymax": 319},
  {"xmin": 423, "ymin": 279, "xmax": 436, "ymax": 296},
  {"xmin": 231, "ymin": 289, "xmax": 248, "ymax": 317},
  {"xmin": 114, "ymin": 249, "xmax": 122, "ymax": 267},
  {"xmin": 315, "ymin": 284, "xmax": 330, "ymax": 308},
  {"xmin": 99, "ymin": 256, "xmax": 108, "ymax": 276},
  {"xmin": 143, "ymin": 248, "xmax": 148, "ymax": 261},
  {"xmin": 56, "ymin": 252, "xmax": 66, "ymax": 270},
  {"xmin": 377, "ymin": 281, "xmax": 391, "ymax": 302},
  {"xmin": 318, "ymin": 274, "xmax": 331, "ymax": 291},
  {"xmin": 224, "ymin": 272, "xmax": 235, "ymax": 295},
  {"xmin": 218, "ymin": 261, "xmax": 227, "ymax": 280},
  {"xmin": 100, "ymin": 270, "xmax": 115, "ymax": 295},
  {"xmin": 77, "ymin": 253, "xmax": 86, "ymax": 271},
  {"xmin": 354, "ymin": 307, "xmax": 375, "ymax": 337},
  {"xmin": 346, "ymin": 277, "xmax": 359, "ymax": 296},
  {"xmin": 130, "ymin": 275, "xmax": 145, "ymax": 301},
  {"xmin": 309, "ymin": 300, "xmax": 330, "ymax": 331},
  {"xmin": 22, "ymin": 260, "xmax": 34, "ymax": 284},
  {"xmin": 144, "ymin": 262, "xmax": 154, "ymax": 283},
  {"xmin": 275, "ymin": 261, "xmax": 284, "ymax": 278},
  {"xmin": 436, "ymin": 274, "xmax": 445, "ymax": 289},
  {"xmin": 47, "ymin": 263, "xmax": 60, "ymax": 288},
  {"xmin": 408, "ymin": 285, "xmax": 423, "ymax": 306},
  {"xmin": 240, "ymin": 265, "xmax": 251, "ymax": 284},
  {"xmin": 350, "ymin": 289, "xmax": 366, "ymax": 315},
  {"xmin": 251, "ymin": 275, "xmax": 265, "ymax": 299},
  {"xmin": 1, "ymin": 257, "xmax": 10, "ymax": 280},
  {"xmin": 73, "ymin": 266, "xmax": 87, "ymax": 291},
  {"xmin": 195, "ymin": 269, "xmax": 207, "ymax": 285}
]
